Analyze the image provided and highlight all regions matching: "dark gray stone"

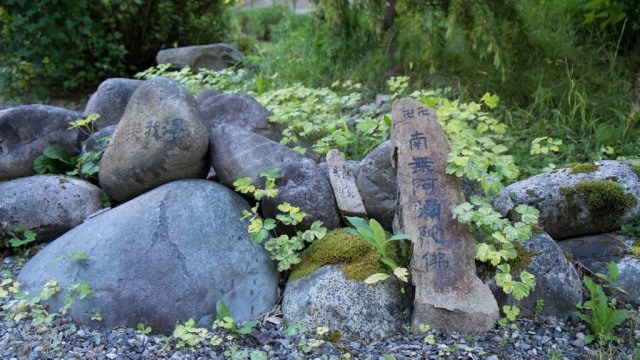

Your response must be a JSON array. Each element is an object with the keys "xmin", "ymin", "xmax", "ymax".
[
  {"xmin": 0, "ymin": 175, "xmax": 105, "ymax": 243},
  {"xmin": 355, "ymin": 141, "xmax": 397, "ymax": 230},
  {"xmin": 199, "ymin": 93, "xmax": 282, "ymax": 142},
  {"xmin": 559, "ymin": 234, "xmax": 640, "ymax": 306},
  {"xmin": 196, "ymin": 89, "xmax": 222, "ymax": 106},
  {"xmin": 282, "ymin": 265, "xmax": 409, "ymax": 342},
  {"xmin": 210, "ymin": 124, "xmax": 306, "ymax": 187},
  {"xmin": 261, "ymin": 158, "xmax": 341, "ymax": 232},
  {"xmin": 84, "ymin": 78, "xmax": 142, "ymax": 129},
  {"xmin": 494, "ymin": 160, "xmax": 640, "ymax": 239},
  {"xmin": 16, "ymin": 180, "xmax": 279, "ymax": 334},
  {"xmin": 156, "ymin": 43, "xmax": 243, "ymax": 71},
  {"xmin": 82, "ymin": 126, "xmax": 115, "ymax": 155},
  {"xmin": 486, "ymin": 232, "xmax": 583, "ymax": 317},
  {"xmin": 0, "ymin": 105, "xmax": 84, "ymax": 181},
  {"xmin": 99, "ymin": 76, "xmax": 209, "ymax": 202}
]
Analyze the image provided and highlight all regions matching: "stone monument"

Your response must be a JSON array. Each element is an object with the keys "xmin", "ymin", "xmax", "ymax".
[
  {"xmin": 391, "ymin": 98, "xmax": 499, "ymax": 333},
  {"xmin": 326, "ymin": 149, "xmax": 367, "ymax": 218}
]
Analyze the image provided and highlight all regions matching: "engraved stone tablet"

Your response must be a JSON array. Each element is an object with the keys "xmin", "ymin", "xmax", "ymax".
[
  {"xmin": 391, "ymin": 98, "xmax": 499, "ymax": 333},
  {"xmin": 327, "ymin": 149, "xmax": 367, "ymax": 218}
]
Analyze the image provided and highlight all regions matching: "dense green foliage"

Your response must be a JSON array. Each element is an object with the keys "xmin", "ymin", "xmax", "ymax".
[{"xmin": 0, "ymin": 0, "xmax": 235, "ymax": 96}]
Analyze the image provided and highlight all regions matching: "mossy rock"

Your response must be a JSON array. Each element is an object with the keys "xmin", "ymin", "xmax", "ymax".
[
  {"xmin": 566, "ymin": 162, "xmax": 599, "ymax": 174},
  {"xmin": 289, "ymin": 228, "xmax": 405, "ymax": 282},
  {"xmin": 631, "ymin": 239, "xmax": 640, "ymax": 259},
  {"xmin": 559, "ymin": 180, "xmax": 637, "ymax": 217}
]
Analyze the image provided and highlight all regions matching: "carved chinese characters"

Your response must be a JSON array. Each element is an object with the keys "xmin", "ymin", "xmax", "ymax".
[
  {"xmin": 99, "ymin": 76, "xmax": 209, "ymax": 202},
  {"xmin": 391, "ymin": 98, "xmax": 499, "ymax": 333},
  {"xmin": 326, "ymin": 149, "xmax": 367, "ymax": 218}
]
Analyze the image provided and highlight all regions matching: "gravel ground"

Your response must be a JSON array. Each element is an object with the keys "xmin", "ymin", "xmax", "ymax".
[{"xmin": 2, "ymin": 254, "xmax": 639, "ymax": 360}]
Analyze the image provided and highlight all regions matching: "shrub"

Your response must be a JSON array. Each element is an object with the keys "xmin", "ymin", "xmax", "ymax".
[{"xmin": 0, "ymin": 0, "xmax": 236, "ymax": 96}]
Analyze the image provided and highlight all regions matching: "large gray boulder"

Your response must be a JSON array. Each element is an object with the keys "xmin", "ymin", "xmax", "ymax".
[
  {"xmin": 486, "ymin": 232, "xmax": 583, "ymax": 317},
  {"xmin": 210, "ymin": 124, "xmax": 306, "ymax": 187},
  {"xmin": 199, "ymin": 93, "xmax": 282, "ymax": 142},
  {"xmin": 84, "ymin": 78, "xmax": 142, "ymax": 129},
  {"xmin": 283, "ymin": 266, "xmax": 409, "ymax": 342},
  {"xmin": 16, "ymin": 180, "xmax": 279, "ymax": 333},
  {"xmin": 0, "ymin": 175, "xmax": 105, "ymax": 244},
  {"xmin": 261, "ymin": 158, "xmax": 341, "ymax": 232},
  {"xmin": 0, "ymin": 105, "xmax": 84, "ymax": 181},
  {"xmin": 156, "ymin": 43, "xmax": 243, "ymax": 71},
  {"xmin": 559, "ymin": 234, "xmax": 640, "ymax": 306},
  {"xmin": 99, "ymin": 76, "xmax": 209, "ymax": 203},
  {"xmin": 494, "ymin": 161, "xmax": 640, "ymax": 239},
  {"xmin": 355, "ymin": 141, "xmax": 397, "ymax": 230}
]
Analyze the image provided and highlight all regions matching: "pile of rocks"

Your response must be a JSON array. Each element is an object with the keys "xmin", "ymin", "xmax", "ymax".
[{"xmin": 1, "ymin": 75, "xmax": 639, "ymax": 345}]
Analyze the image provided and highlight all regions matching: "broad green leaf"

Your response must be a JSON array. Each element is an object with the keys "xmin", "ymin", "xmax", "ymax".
[
  {"xmin": 216, "ymin": 300, "xmax": 231, "ymax": 321},
  {"xmin": 364, "ymin": 273, "xmax": 390, "ymax": 284},
  {"xmin": 43, "ymin": 146, "xmax": 72, "ymax": 163},
  {"xmin": 481, "ymin": 93, "xmax": 499, "ymax": 109}
]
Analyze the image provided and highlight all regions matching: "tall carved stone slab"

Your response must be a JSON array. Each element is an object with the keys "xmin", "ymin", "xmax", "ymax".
[
  {"xmin": 391, "ymin": 98, "xmax": 499, "ymax": 333},
  {"xmin": 326, "ymin": 149, "xmax": 367, "ymax": 218}
]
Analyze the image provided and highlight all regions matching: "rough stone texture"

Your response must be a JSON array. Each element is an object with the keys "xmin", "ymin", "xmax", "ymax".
[
  {"xmin": 487, "ymin": 232, "xmax": 582, "ymax": 317},
  {"xmin": 82, "ymin": 126, "xmax": 115, "ymax": 155},
  {"xmin": 0, "ymin": 105, "xmax": 84, "ymax": 181},
  {"xmin": 196, "ymin": 89, "xmax": 222, "ymax": 105},
  {"xmin": 559, "ymin": 234, "xmax": 640, "ymax": 306},
  {"xmin": 494, "ymin": 160, "xmax": 640, "ymax": 240},
  {"xmin": 0, "ymin": 175, "xmax": 105, "ymax": 243},
  {"xmin": 391, "ymin": 98, "xmax": 499, "ymax": 333},
  {"xmin": 326, "ymin": 149, "xmax": 367, "ymax": 218},
  {"xmin": 199, "ymin": 92, "xmax": 282, "ymax": 142},
  {"xmin": 156, "ymin": 43, "xmax": 243, "ymax": 71},
  {"xmin": 210, "ymin": 124, "xmax": 306, "ymax": 187},
  {"xmin": 99, "ymin": 76, "xmax": 209, "ymax": 203},
  {"xmin": 262, "ymin": 158, "xmax": 341, "ymax": 232},
  {"xmin": 84, "ymin": 78, "xmax": 142, "ymax": 129},
  {"xmin": 282, "ymin": 265, "xmax": 409, "ymax": 342},
  {"xmin": 16, "ymin": 180, "xmax": 279, "ymax": 333},
  {"xmin": 355, "ymin": 141, "xmax": 397, "ymax": 230}
]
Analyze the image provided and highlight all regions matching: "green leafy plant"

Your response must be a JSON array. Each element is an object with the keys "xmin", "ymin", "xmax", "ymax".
[
  {"xmin": 575, "ymin": 262, "xmax": 629, "ymax": 345},
  {"xmin": 535, "ymin": 298, "xmax": 545, "ymax": 314},
  {"xmin": 172, "ymin": 319, "xmax": 207, "ymax": 348},
  {"xmin": 234, "ymin": 170, "xmax": 327, "ymax": 271},
  {"xmin": 621, "ymin": 215, "xmax": 640, "ymax": 237},
  {"xmin": 34, "ymin": 114, "xmax": 109, "ymax": 180},
  {"xmin": 498, "ymin": 305, "xmax": 521, "ymax": 328},
  {"xmin": 282, "ymin": 322, "xmax": 325, "ymax": 354},
  {"xmin": 1, "ymin": 226, "xmax": 36, "ymax": 251},
  {"xmin": 137, "ymin": 323, "xmax": 152, "ymax": 335},
  {"xmin": 344, "ymin": 217, "xmax": 411, "ymax": 284},
  {"xmin": 61, "ymin": 282, "xmax": 93, "ymax": 314},
  {"xmin": 453, "ymin": 197, "xmax": 538, "ymax": 299},
  {"xmin": 213, "ymin": 300, "xmax": 258, "ymax": 338}
]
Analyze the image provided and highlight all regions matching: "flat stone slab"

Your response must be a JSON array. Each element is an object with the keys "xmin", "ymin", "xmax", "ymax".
[
  {"xmin": 391, "ymin": 98, "xmax": 499, "ymax": 333},
  {"xmin": 326, "ymin": 149, "xmax": 367, "ymax": 218}
]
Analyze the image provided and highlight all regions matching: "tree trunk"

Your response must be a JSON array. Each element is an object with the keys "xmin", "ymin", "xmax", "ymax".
[{"xmin": 382, "ymin": 0, "xmax": 397, "ymax": 35}]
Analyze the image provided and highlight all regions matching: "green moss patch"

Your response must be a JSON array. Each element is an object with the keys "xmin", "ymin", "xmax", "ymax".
[
  {"xmin": 289, "ymin": 229, "xmax": 403, "ymax": 282},
  {"xmin": 628, "ymin": 161, "xmax": 640, "ymax": 178},
  {"xmin": 506, "ymin": 242, "xmax": 539, "ymax": 273},
  {"xmin": 566, "ymin": 162, "xmax": 599, "ymax": 174},
  {"xmin": 631, "ymin": 239, "xmax": 640, "ymax": 259},
  {"xmin": 559, "ymin": 180, "xmax": 637, "ymax": 216}
]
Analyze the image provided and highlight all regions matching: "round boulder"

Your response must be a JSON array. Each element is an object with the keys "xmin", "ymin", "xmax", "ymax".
[
  {"xmin": 485, "ymin": 232, "xmax": 583, "ymax": 317},
  {"xmin": 199, "ymin": 92, "xmax": 282, "ymax": 142},
  {"xmin": 495, "ymin": 161, "xmax": 640, "ymax": 240},
  {"xmin": 559, "ymin": 234, "xmax": 640, "ymax": 306},
  {"xmin": 0, "ymin": 105, "xmax": 84, "ymax": 181},
  {"xmin": 261, "ymin": 158, "xmax": 341, "ymax": 232},
  {"xmin": 210, "ymin": 124, "xmax": 306, "ymax": 187},
  {"xmin": 355, "ymin": 141, "xmax": 397, "ymax": 230},
  {"xmin": 0, "ymin": 175, "xmax": 105, "ymax": 244},
  {"xmin": 84, "ymin": 78, "xmax": 142, "ymax": 129},
  {"xmin": 16, "ymin": 180, "xmax": 279, "ymax": 333},
  {"xmin": 99, "ymin": 76, "xmax": 209, "ymax": 203}
]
